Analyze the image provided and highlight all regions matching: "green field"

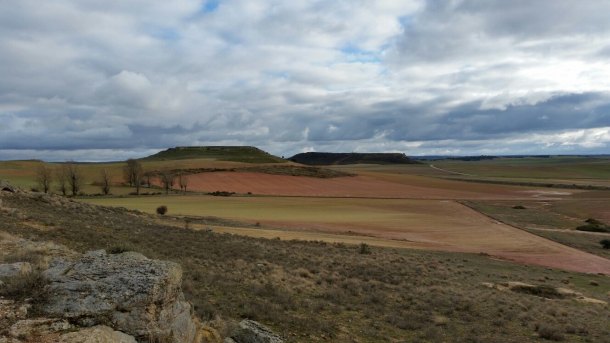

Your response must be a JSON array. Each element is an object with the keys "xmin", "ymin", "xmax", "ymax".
[{"xmin": 433, "ymin": 156, "xmax": 610, "ymax": 180}]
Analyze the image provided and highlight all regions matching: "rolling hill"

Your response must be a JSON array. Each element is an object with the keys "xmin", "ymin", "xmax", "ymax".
[{"xmin": 143, "ymin": 146, "xmax": 286, "ymax": 163}]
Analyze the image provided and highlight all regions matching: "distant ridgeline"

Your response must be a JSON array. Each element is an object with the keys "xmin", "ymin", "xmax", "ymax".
[
  {"xmin": 143, "ymin": 146, "xmax": 286, "ymax": 163},
  {"xmin": 289, "ymin": 152, "xmax": 419, "ymax": 165}
]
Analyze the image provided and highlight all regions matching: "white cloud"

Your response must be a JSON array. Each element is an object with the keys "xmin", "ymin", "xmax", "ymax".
[{"xmin": 1, "ymin": 0, "xmax": 609, "ymax": 161}]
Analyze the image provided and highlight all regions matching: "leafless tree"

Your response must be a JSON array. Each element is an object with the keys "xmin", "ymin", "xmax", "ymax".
[
  {"xmin": 56, "ymin": 166, "xmax": 68, "ymax": 196},
  {"xmin": 178, "ymin": 172, "xmax": 188, "ymax": 193},
  {"xmin": 66, "ymin": 162, "xmax": 83, "ymax": 196},
  {"xmin": 124, "ymin": 159, "xmax": 143, "ymax": 194},
  {"xmin": 144, "ymin": 172, "xmax": 153, "ymax": 188},
  {"xmin": 159, "ymin": 170, "xmax": 175, "ymax": 195},
  {"xmin": 100, "ymin": 169, "xmax": 112, "ymax": 195},
  {"xmin": 35, "ymin": 165, "xmax": 53, "ymax": 193}
]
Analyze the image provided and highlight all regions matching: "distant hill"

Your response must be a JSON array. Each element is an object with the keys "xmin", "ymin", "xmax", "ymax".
[
  {"xmin": 289, "ymin": 152, "xmax": 419, "ymax": 165},
  {"xmin": 144, "ymin": 146, "xmax": 286, "ymax": 163}
]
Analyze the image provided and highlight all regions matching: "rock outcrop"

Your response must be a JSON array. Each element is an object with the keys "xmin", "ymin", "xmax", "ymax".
[
  {"xmin": 0, "ymin": 180, "xmax": 16, "ymax": 193},
  {"xmin": 0, "ymin": 263, "xmax": 31, "ymax": 278},
  {"xmin": 229, "ymin": 320, "xmax": 284, "ymax": 343},
  {"xmin": 42, "ymin": 250, "xmax": 200, "ymax": 343}
]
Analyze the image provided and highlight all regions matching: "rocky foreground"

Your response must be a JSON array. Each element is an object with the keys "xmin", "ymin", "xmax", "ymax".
[{"xmin": 0, "ymin": 196, "xmax": 283, "ymax": 343}]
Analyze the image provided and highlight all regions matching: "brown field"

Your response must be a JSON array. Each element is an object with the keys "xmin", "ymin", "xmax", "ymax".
[
  {"xmin": 84, "ymin": 195, "xmax": 610, "ymax": 275},
  {"xmin": 183, "ymin": 171, "xmax": 578, "ymax": 199}
]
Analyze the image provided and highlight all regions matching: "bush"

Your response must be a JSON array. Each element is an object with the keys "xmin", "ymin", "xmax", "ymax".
[
  {"xmin": 536, "ymin": 323, "xmax": 565, "ymax": 341},
  {"xmin": 0, "ymin": 271, "xmax": 47, "ymax": 300},
  {"xmin": 358, "ymin": 243, "xmax": 371, "ymax": 255},
  {"xmin": 108, "ymin": 245, "xmax": 131, "ymax": 254},
  {"xmin": 575, "ymin": 218, "xmax": 609, "ymax": 233},
  {"xmin": 512, "ymin": 205, "xmax": 526, "ymax": 209},
  {"xmin": 600, "ymin": 239, "xmax": 610, "ymax": 249},
  {"xmin": 209, "ymin": 191, "xmax": 235, "ymax": 197},
  {"xmin": 156, "ymin": 205, "xmax": 168, "ymax": 215}
]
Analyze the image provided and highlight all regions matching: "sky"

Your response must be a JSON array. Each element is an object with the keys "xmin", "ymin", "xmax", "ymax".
[{"xmin": 1, "ymin": 0, "xmax": 610, "ymax": 161}]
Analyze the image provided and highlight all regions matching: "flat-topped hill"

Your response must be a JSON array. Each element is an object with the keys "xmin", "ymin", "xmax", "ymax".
[
  {"xmin": 144, "ymin": 146, "xmax": 285, "ymax": 163},
  {"xmin": 289, "ymin": 152, "xmax": 419, "ymax": 165}
]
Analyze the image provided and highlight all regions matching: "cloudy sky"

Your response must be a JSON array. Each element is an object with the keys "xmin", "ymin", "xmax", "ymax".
[{"xmin": 1, "ymin": 0, "xmax": 610, "ymax": 161}]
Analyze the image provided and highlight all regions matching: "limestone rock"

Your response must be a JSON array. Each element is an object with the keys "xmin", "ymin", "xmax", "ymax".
[
  {"xmin": 231, "ymin": 320, "xmax": 284, "ymax": 343},
  {"xmin": 58, "ymin": 326, "xmax": 137, "ymax": 343},
  {"xmin": 9, "ymin": 318, "xmax": 72, "ymax": 340},
  {"xmin": 0, "ymin": 262, "xmax": 32, "ymax": 278},
  {"xmin": 42, "ymin": 250, "xmax": 199, "ymax": 343},
  {"xmin": 0, "ymin": 300, "xmax": 28, "ymax": 322},
  {"xmin": 0, "ymin": 181, "xmax": 16, "ymax": 193}
]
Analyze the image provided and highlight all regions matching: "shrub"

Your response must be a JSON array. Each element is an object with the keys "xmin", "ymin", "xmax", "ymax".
[
  {"xmin": 512, "ymin": 284, "xmax": 564, "ymax": 299},
  {"xmin": 358, "ymin": 243, "xmax": 371, "ymax": 255},
  {"xmin": 108, "ymin": 245, "xmax": 131, "ymax": 254},
  {"xmin": 575, "ymin": 218, "xmax": 609, "ymax": 232},
  {"xmin": 512, "ymin": 205, "xmax": 526, "ymax": 209},
  {"xmin": 156, "ymin": 205, "xmax": 168, "ymax": 215},
  {"xmin": 536, "ymin": 323, "xmax": 565, "ymax": 341},
  {"xmin": 600, "ymin": 239, "xmax": 610, "ymax": 249},
  {"xmin": 0, "ymin": 271, "xmax": 47, "ymax": 301}
]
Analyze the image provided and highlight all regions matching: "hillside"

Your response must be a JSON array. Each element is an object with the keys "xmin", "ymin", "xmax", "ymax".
[
  {"xmin": 144, "ymin": 146, "xmax": 286, "ymax": 163},
  {"xmin": 289, "ymin": 152, "xmax": 419, "ymax": 165},
  {"xmin": 2, "ymin": 187, "xmax": 609, "ymax": 342}
]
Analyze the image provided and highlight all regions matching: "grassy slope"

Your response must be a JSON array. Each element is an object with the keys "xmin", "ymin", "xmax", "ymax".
[
  {"xmin": 2, "ymin": 191, "xmax": 610, "ymax": 342},
  {"xmin": 464, "ymin": 200, "xmax": 610, "ymax": 259},
  {"xmin": 144, "ymin": 146, "xmax": 286, "ymax": 163}
]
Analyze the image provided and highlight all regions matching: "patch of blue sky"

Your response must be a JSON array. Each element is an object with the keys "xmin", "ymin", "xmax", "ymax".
[
  {"xmin": 202, "ymin": 0, "xmax": 220, "ymax": 13},
  {"xmin": 340, "ymin": 45, "xmax": 381, "ymax": 63}
]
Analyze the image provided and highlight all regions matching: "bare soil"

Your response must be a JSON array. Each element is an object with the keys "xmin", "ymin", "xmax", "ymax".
[{"xmin": 185, "ymin": 172, "xmax": 565, "ymax": 199}]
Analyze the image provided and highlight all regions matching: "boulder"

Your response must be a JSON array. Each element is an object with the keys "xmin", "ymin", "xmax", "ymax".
[
  {"xmin": 0, "ymin": 181, "xmax": 16, "ymax": 193},
  {"xmin": 58, "ymin": 326, "xmax": 137, "ymax": 343},
  {"xmin": 42, "ymin": 250, "xmax": 199, "ymax": 343},
  {"xmin": 231, "ymin": 320, "xmax": 284, "ymax": 343},
  {"xmin": 0, "ymin": 263, "xmax": 32, "ymax": 278}
]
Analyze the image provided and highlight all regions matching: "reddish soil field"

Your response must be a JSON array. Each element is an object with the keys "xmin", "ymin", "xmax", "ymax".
[
  {"xmin": 258, "ymin": 204, "xmax": 610, "ymax": 275},
  {"xmin": 184, "ymin": 172, "xmax": 576, "ymax": 200}
]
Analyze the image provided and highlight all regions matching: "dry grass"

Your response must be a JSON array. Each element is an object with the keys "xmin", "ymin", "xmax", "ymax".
[{"xmin": 1, "ymin": 192, "xmax": 610, "ymax": 342}]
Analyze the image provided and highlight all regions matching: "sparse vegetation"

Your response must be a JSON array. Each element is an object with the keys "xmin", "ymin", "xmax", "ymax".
[
  {"xmin": 159, "ymin": 170, "xmax": 175, "ymax": 195},
  {"xmin": 124, "ymin": 159, "xmax": 144, "ymax": 195},
  {"xmin": 156, "ymin": 205, "xmax": 168, "ymax": 215},
  {"xmin": 99, "ymin": 168, "xmax": 112, "ymax": 195},
  {"xmin": 576, "ymin": 218, "xmax": 610, "ymax": 233},
  {"xmin": 2, "ymin": 192, "xmax": 610, "ymax": 342},
  {"xmin": 358, "ymin": 242, "xmax": 371, "ymax": 254},
  {"xmin": 65, "ymin": 162, "xmax": 83, "ymax": 196},
  {"xmin": 35, "ymin": 165, "xmax": 53, "ymax": 193},
  {"xmin": 209, "ymin": 191, "xmax": 235, "ymax": 196}
]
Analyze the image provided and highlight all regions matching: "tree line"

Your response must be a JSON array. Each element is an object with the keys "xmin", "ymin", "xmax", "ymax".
[{"xmin": 35, "ymin": 159, "xmax": 188, "ymax": 196}]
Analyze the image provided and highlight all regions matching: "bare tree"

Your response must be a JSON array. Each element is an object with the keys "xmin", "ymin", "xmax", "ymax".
[
  {"xmin": 144, "ymin": 172, "xmax": 152, "ymax": 188},
  {"xmin": 178, "ymin": 172, "xmax": 188, "ymax": 193},
  {"xmin": 66, "ymin": 162, "xmax": 83, "ymax": 196},
  {"xmin": 56, "ymin": 166, "xmax": 68, "ymax": 196},
  {"xmin": 124, "ymin": 159, "xmax": 143, "ymax": 194},
  {"xmin": 35, "ymin": 165, "xmax": 53, "ymax": 193},
  {"xmin": 100, "ymin": 169, "xmax": 112, "ymax": 195},
  {"xmin": 159, "ymin": 170, "xmax": 175, "ymax": 195}
]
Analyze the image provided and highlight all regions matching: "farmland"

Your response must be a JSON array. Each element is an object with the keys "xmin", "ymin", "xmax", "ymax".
[{"xmin": 2, "ymin": 148, "xmax": 610, "ymax": 341}]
